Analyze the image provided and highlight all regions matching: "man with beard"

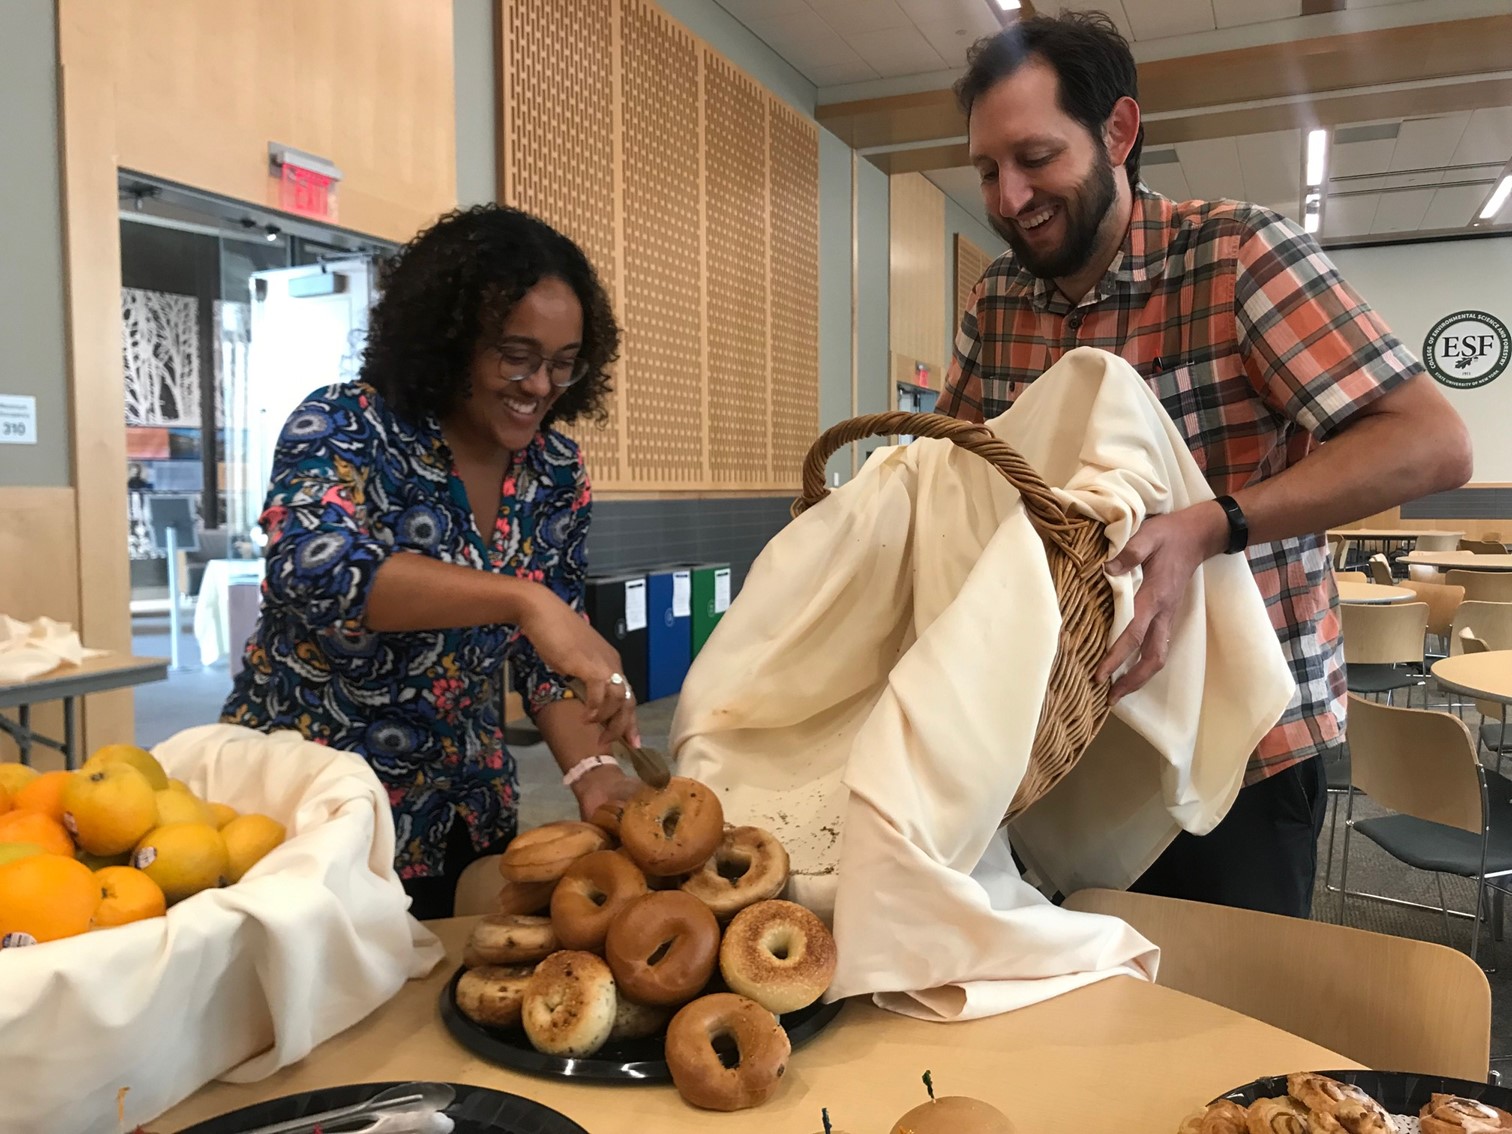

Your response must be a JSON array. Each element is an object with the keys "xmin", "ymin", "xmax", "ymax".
[{"xmin": 940, "ymin": 11, "xmax": 1472, "ymax": 917}]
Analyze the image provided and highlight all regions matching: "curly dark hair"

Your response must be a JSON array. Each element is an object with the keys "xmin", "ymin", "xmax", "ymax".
[
  {"xmin": 360, "ymin": 205, "xmax": 620, "ymax": 430},
  {"xmin": 955, "ymin": 10, "xmax": 1143, "ymax": 189}
]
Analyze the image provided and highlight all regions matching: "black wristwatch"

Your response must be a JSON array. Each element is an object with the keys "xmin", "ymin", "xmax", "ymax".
[{"xmin": 1214, "ymin": 495, "xmax": 1250, "ymax": 554}]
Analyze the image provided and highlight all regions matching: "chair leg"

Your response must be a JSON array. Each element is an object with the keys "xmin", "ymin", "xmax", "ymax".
[
  {"xmin": 1339, "ymin": 794, "xmax": 1357, "ymax": 924},
  {"xmin": 1323, "ymin": 792, "xmax": 1341, "ymax": 891},
  {"xmin": 1473, "ymin": 876, "xmax": 1487, "ymax": 964},
  {"xmin": 1435, "ymin": 873, "xmax": 1454, "ymax": 945}
]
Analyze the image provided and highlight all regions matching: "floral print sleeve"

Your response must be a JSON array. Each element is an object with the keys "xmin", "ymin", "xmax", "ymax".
[{"xmin": 506, "ymin": 440, "xmax": 592, "ymax": 715}]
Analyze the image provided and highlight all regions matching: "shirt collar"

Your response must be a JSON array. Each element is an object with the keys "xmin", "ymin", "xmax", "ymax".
[{"xmin": 1016, "ymin": 184, "xmax": 1173, "ymax": 311}]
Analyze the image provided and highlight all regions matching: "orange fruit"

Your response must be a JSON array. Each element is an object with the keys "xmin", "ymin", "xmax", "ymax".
[
  {"xmin": 207, "ymin": 802, "xmax": 239, "ymax": 829},
  {"xmin": 75, "ymin": 849, "xmax": 131, "ymax": 870},
  {"xmin": 0, "ymin": 783, "xmax": 10, "ymax": 816},
  {"xmin": 12, "ymin": 770, "xmax": 73, "ymax": 822},
  {"xmin": 153, "ymin": 788, "xmax": 216, "ymax": 828},
  {"xmin": 0, "ymin": 853, "xmax": 98, "ymax": 944},
  {"xmin": 0, "ymin": 842, "xmax": 44, "ymax": 867},
  {"xmin": 132, "ymin": 823, "xmax": 228, "ymax": 905},
  {"xmin": 92, "ymin": 866, "xmax": 166, "ymax": 928},
  {"xmin": 82, "ymin": 744, "xmax": 169, "ymax": 791},
  {"xmin": 0, "ymin": 810, "xmax": 74, "ymax": 857},
  {"xmin": 221, "ymin": 814, "xmax": 286, "ymax": 883},
  {"xmin": 0, "ymin": 763, "xmax": 40, "ymax": 798},
  {"xmin": 62, "ymin": 764, "xmax": 159, "ymax": 856}
]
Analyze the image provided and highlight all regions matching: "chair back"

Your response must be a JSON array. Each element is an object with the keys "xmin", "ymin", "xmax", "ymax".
[
  {"xmin": 1481, "ymin": 530, "xmax": 1503, "ymax": 543},
  {"xmin": 1062, "ymin": 887, "xmax": 1491, "ymax": 1080},
  {"xmin": 1415, "ymin": 532, "xmax": 1465, "ymax": 553},
  {"xmin": 1460, "ymin": 539, "xmax": 1507, "ymax": 555},
  {"xmin": 1445, "ymin": 570, "xmax": 1512, "ymax": 604},
  {"xmin": 1340, "ymin": 601, "xmax": 1429, "ymax": 666},
  {"xmin": 1345, "ymin": 693, "xmax": 1483, "ymax": 835},
  {"xmin": 1368, "ymin": 554, "xmax": 1394, "ymax": 586},
  {"xmin": 1457, "ymin": 631, "xmax": 1504, "ymax": 717},
  {"xmin": 454, "ymin": 854, "xmax": 505, "ymax": 917},
  {"xmin": 1397, "ymin": 580, "xmax": 1465, "ymax": 639},
  {"xmin": 1449, "ymin": 600, "xmax": 1512, "ymax": 653},
  {"xmin": 1333, "ymin": 570, "xmax": 1367, "ymax": 584}
]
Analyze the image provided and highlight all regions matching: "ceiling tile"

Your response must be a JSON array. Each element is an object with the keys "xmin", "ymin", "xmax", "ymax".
[
  {"xmin": 1236, "ymin": 129, "xmax": 1301, "ymax": 211},
  {"xmin": 805, "ymin": 58, "xmax": 882, "ymax": 85},
  {"xmin": 1211, "ymin": 0, "xmax": 1299, "ymax": 30},
  {"xmin": 1322, "ymin": 194, "xmax": 1380, "ymax": 239},
  {"xmin": 1120, "ymin": 0, "xmax": 1216, "ymax": 41},
  {"xmin": 778, "ymin": 36, "xmax": 871, "ymax": 74},
  {"xmin": 1420, "ymin": 184, "xmax": 1491, "ymax": 231},
  {"xmin": 913, "ymin": 11, "xmax": 1002, "ymax": 68},
  {"xmin": 1026, "ymin": 0, "xmax": 1137, "ymax": 41},
  {"xmin": 715, "ymin": 0, "xmax": 813, "ymax": 18},
  {"xmin": 808, "ymin": 0, "xmax": 913, "ymax": 32},
  {"xmin": 733, "ymin": 5, "xmax": 833, "ymax": 44},
  {"xmin": 1370, "ymin": 187, "xmax": 1435, "ymax": 233},
  {"xmin": 1450, "ymin": 106, "xmax": 1512, "ymax": 168},
  {"xmin": 1142, "ymin": 162, "xmax": 1193, "ymax": 203},
  {"xmin": 844, "ymin": 24, "xmax": 948, "ymax": 75},
  {"xmin": 1389, "ymin": 113, "xmax": 1472, "ymax": 174},
  {"xmin": 1327, "ymin": 133, "xmax": 1398, "ymax": 180},
  {"xmin": 1173, "ymin": 137, "xmax": 1244, "ymax": 200},
  {"xmin": 895, "ymin": 0, "xmax": 981, "ymax": 23}
]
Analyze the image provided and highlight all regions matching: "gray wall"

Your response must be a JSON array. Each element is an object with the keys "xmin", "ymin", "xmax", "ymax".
[
  {"xmin": 453, "ymin": 0, "xmax": 498, "ymax": 208},
  {"xmin": 856, "ymin": 159, "xmax": 891, "ymax": 420},
  {"xmin": 0, "ymin": 0, "xmax": 70, "ymax": 487}
]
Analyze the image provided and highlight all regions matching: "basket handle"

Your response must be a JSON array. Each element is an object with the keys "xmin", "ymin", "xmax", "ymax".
[{"xmin": 794, "ymin": 412, "xmax": 1093, "ymax": 563}]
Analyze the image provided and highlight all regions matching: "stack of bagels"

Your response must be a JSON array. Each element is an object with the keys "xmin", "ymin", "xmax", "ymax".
[{"xmin": 453, "ymin": 774, "xmax": 838, "ymax": 1112}]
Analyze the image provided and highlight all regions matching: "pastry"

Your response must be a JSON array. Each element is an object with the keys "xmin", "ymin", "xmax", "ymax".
[
  {"xmin": 1178, "ymin": 1100, "xmax": 1249, "ymax": 1133},
  {"xmin": 1420, "ymin": 1093, "xmax": 1512, "ymax": 1134},
  {"xmin": 1286, "ymin": 1075, "xmax": 1396, "ymax": 1133},
  {"xmin": 1247, "ymin": 1096, "xmax": 1309, "ymax": 1134}
]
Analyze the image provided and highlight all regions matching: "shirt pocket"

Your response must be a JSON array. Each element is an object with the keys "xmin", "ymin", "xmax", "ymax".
[{"xmin": 1150, "ymin": 353, "xmax": 1251, "ymax": 475}]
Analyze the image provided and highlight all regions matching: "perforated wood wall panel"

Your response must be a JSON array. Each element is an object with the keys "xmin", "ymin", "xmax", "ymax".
[
  {"xmin": 768, "ymin": 100, "xmax": 820, "ymax": 485},
  {"xmin": 954, "ymin": 233, "xmax": 992, "ymax": 342},
  {"xmin": 501, "ymin": 0, "xmax": 622, "ymax": 483},
  {"xmin": 499, "ymin": 0, "xmax": 819, "ymax": 492},
  {"xmin": 704, "ymin": 54, "xmax": 770, "ymax": 486},
  {"xmin": 621, "ymin": 1, "xmax": 704, "ymax": 486}
]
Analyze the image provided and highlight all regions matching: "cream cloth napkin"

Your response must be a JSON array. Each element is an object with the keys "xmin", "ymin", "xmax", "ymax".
[
  {"xmin": 0, "ymin": 614, "xmax": 106, "ymax": 683},
  {"xmin": 0, "ymin": 724, "xmax": 446, "ymax": 1134},
  {"xmin": 672, "ymin": 346, "xmax": 1295, "ymax": 1022}
]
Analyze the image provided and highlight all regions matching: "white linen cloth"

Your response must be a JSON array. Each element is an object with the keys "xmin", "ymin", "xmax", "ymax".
[
  {"xmin": 0, "ymin": 724, "xmax": 446, "ymax": 1134},
  {"xmin": 0, "ymin": 614, "xmax": 105, "ymax": 683},
  {"xmin": 672, "ymin": 347, "xmax": 1295, "ymax": 1021}
]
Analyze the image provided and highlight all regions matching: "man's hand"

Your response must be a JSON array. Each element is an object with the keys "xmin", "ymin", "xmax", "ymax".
[{"xmin": 1096, "ymin": 502, "xmax": 1230, "ymax": 704}]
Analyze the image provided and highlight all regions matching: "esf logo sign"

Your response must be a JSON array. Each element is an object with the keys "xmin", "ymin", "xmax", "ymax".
[{"xmin": 1424, "ymin": 310, "xmax": 1511, "ymax": 390}]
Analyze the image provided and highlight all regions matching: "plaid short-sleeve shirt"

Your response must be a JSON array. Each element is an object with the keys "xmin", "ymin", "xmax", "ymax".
[{"xmin": 941, "ymin": 187, "xmax": 1421, "ymax": 782}]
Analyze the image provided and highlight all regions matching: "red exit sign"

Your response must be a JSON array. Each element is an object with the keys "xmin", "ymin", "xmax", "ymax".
[{"xmin": 268, "ymin": 143, "xmax": 342, "ymax": 222}]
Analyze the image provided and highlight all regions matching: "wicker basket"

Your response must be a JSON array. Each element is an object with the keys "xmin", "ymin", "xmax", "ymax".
[{"xmin": 793, "ymin": 411, "xmax": 1116, "ymax": 821}]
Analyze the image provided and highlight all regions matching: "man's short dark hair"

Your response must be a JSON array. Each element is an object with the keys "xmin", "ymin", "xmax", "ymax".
[{"xmin": 954, "ymin": 10, "xmax": 1144, "ymax": 189}]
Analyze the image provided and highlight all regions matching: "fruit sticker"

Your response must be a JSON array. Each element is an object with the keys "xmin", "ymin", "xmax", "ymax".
[
  {"xmin": 61, "ymin": 812, "xmax": 78, "ymax": 836},
  {"xmin": 133, "ymin": 846, "xmax": 157, "ymax": 869},
  {"xmin": 1, "ymin": 932, "xmax": 37, "ymax": 948}
]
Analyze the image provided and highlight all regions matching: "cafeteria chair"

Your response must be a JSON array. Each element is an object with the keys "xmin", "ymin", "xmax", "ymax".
[
  {"xmin": 1461, "ymin": 539, "xmax": 1508, "ymax": 555},
  {"xmin": 1338, "ymin": 694, "xmax": 1512, "ymax": 965},
  {"xmin": 1341, "ymin": 600, "xmax": 1429, "ymax": 704},
  {"xmin": 1062, "ymin": 887, "xmax": 1491, "ymax": 1080},
  {"xmin": 1445, "ymin": 569, "xmax": 1512, "ymax": 604},
  {"xmin": 1334, "ymin": 570, "xmax": 1368, "ymax": 584},
  {"xmin": 1399, "ymin": 579, "xmax": 1465, "ymax": 668},
  {"xmin": 1449, "ymin": 601, "xmax": 1512, "ymax": 653},
  {"xmin": 454, "ymin": 854, "xmax": 505, "ymax": 917},
  {"xmin": 1457, "ymin": 632, "xmax": 1511, "ymax": 774},
  {"xmin": 1368, "ymin": 554, "xmax": 1395, "ymax": 586},
  {"xmin": 1409, "ymin": 549, "xmax": 1476, "ymax": 582},
  {"xmin": 1418, "ymin": 532, "xmax": 1467, "ymax": 553}
]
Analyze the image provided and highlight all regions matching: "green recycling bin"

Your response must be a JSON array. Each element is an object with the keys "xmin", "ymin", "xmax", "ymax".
[{"xmin": 688, "ymin": 562, "xmax": 731, "ymax": 658}]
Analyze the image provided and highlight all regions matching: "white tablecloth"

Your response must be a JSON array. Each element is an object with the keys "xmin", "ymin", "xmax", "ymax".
[{"xmin": 193, "ymin": 558, "xmax": 265, "ymax": 666}]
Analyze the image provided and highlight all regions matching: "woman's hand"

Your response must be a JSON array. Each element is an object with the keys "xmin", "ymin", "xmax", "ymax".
[
  {"xmin": 517, "ymin": 585, "xmax": 641, "ymax": 748},
  {"xmin": 570, "ymin": 763, "xmax": 642, "ymax": 825}
]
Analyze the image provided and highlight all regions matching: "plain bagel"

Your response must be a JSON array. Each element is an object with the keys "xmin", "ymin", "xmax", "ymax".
[
  {"xmin": 664, "ymin": 993, "xmax": 790, "ymax": 1111},
  {"xmin": 500, "ymin": 821, "xmax": 611, "ymax": 884},
  {"xmin": 463, "ymin": 912, "xmax": 559, "ymax": 966},
  {"xmin": 604, "ymin": 890, "xmax": 721, "ymax": 1008},
  {"xmin": 719, "ymin": 899, "xmax": 836, "ymax": 1015},
  {"xmin": 454, "ymin": 963, "xmax": 535, "ymax": 1029},
  {"xmin": 551, "ymin": 850, "xmax": 649, "ymax": 952},
  {"xmin": 680, "ymin": 825, "xmax": 789, "ymax": 920}
]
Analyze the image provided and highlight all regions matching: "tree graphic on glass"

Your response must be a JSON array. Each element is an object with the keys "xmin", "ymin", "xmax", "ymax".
[{"xmin": 122, "ymin": 288, "xmax": 201, "ymax": 426}]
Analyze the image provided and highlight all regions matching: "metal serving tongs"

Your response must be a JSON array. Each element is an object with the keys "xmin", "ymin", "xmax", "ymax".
[
  {"xmin": 565, "ymin": 677, "xmax": 671, "ymax": 788},
  {"xmin": 232, "ymin": 1082, "xmax": 455, "ymax": 1134}
]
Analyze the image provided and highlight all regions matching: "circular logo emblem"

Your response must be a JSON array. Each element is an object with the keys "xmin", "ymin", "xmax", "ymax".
[{"xmin": 1423, "ymin": 310, "xmax": 1511, "ymax": 389}]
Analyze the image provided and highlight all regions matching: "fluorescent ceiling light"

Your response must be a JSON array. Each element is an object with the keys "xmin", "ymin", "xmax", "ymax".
[
  {"xmin": 1304, "ymin": 211, "xmax": 1320, "ymax": 234},
  {"xmin": 1479, "ymin": 174, "xmax": 1512, "ymax": 220},
  {"xmin": 995, "ymin": 0, "xmax": 1022, "ymax": 8},
  {"xmin": 1303, "ymin": 191, "xmax": 1321, "ymax": 235},
  {"xmin": 1305, "ymin": 129, "xmax": 1328, "ymax": 188}
]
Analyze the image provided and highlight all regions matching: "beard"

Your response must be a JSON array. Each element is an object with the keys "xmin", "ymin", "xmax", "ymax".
[{"xmin": 989, "ymin": 148, "xmax": 1118, "ymax": 281}]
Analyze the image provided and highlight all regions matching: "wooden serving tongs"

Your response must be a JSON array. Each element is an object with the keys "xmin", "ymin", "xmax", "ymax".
[{"xmin": 566, "ymin": 677, "xmax": 671, "ymax": 788}]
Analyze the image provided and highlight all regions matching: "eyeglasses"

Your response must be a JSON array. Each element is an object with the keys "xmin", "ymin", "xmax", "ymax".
[{"xmin": 495, "ymin": 344, "xmax": 590, "ymax": 388}]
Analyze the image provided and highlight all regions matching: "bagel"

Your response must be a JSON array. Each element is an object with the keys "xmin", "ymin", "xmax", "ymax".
[
  {"xmin": 664, "ymin": 993, "xmax": 790, "ymax": 1111},
  {"xmin": 608, "ymin": 996, "xmax": 671, "ymax": 1042},
  {"xmin": 681, "ymin": 826, "xmax": 789, "ymax": 920},
  {"xmin": 521, "ymin": 950, "xmax": 617, "ymax": 1057},
  {"xmin": 492, "ymin": 874, "xmax": 557, "ymax": 915},
  {"xmin": 719, "ymin": 899, "xmax": 836, "ymax": 1015},
  {"xmin": 463, "ymin": 912, "xmax": 559, "ymax": 967},
  {"xmin": 590, "ymin": 799, "xmax": 626, "ymax": 838},
  {"xmin": 500, "ymin": 821, "xmax": 611, "ymax": 883},
  {"xmin": 454, "ymin": 963, "xmax": 535, "ymax": 1029},
  {"xmin": 618, "ymin": 777, "xmax": 724, "ymax": 877},
  {"xmin": 604, "ymin": 890, "xmax": 721, "ymax": 1007},
  {"xmin": 551, "ymin": 850, "xmax": 649, "ymax": 952}
]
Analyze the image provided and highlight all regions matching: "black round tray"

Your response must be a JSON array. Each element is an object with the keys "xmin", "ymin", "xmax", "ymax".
[
  {"xmin": 1218, "ymin": 1069, "xmax": 1512, "ymax": 1112},
  {"xmin": 175, "ymin": 1080, "xmax": 589, "ymax": 1134},
  {"xmin": 439, "ymin": 964, "xmax": 844, "ymax": 1083}
]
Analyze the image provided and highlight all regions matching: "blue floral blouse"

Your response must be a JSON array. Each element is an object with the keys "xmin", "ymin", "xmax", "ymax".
[{"xmin": 221, "ymin": 381, "xmax": 590, "ymax": 877}]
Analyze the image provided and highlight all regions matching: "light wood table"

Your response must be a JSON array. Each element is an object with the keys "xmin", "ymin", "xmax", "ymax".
[
  {"xmin": 1405, "ymin": 553, "xmax": 1512, "ymax": 573},
  {"xmin": 1432, "ymin": 651, "xmax": 1512, "ymax": 707},
  {"xmin": 1336, "ymin": 582, "xmax": 1415, "ymax": 605},
  {"xmin": 156, "ymin": 918, "xmax": 1360, "ymax": 1134},
  {"xmin": 1328, "ymin": 529, "xmax": 1463, "ymax": 541},
  {"xmin": 0, "ymin": 653, "xmax": 168, "ymax": 768}
]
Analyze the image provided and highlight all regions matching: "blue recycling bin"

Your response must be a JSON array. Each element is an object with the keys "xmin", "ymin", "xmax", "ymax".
[{"xmin": 645, "ymin": 565, "xmax": 694, "ymax": 701}]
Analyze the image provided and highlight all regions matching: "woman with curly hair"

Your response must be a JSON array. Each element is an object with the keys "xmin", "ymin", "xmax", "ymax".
[{"xmin": 223, "ymin": 205, "xmax": 641, "ymax": 918}]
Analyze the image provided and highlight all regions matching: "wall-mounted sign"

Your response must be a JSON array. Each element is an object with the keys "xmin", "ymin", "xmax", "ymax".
[
  {"xmin": 1423, "ymin": 310, "xmax": 1510, "ymax": 390},
  {"xmin": 267, "ymin": 143, "xmax": 343, "ymax": 223},
  {"xmin": 0, "ymin": 394, "xmax": 37, "ymax": 444}
]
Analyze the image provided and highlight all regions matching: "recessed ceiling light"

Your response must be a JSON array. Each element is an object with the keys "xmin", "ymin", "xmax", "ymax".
[
  {"xmin": 995, "ymin": 0, "xmax": 1022, "ymax": 8},
  {"xmin": 1305, "ymin": 129, "xmax": 1328, "ymax": 188},
  {"xmin": 1479, "ymin": 174, "xmax": 1512, "ymax": 221}
]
